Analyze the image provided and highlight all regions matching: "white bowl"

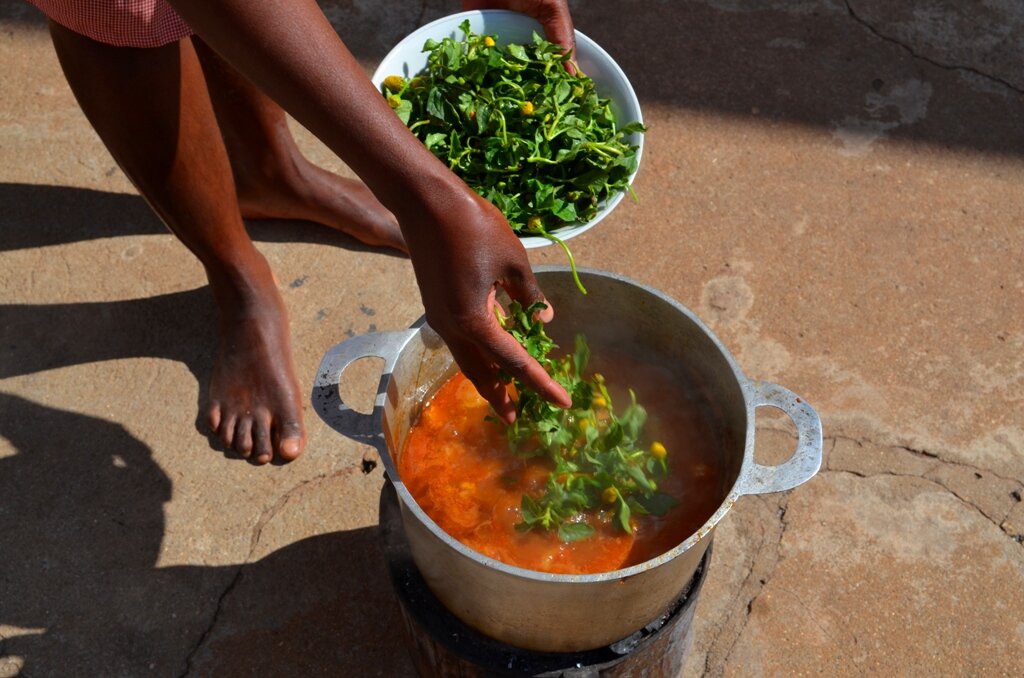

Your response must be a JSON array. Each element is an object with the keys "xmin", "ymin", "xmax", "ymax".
[{"xmin": 371, "ymin": 10, "xmax": 644, "ymax": 249}]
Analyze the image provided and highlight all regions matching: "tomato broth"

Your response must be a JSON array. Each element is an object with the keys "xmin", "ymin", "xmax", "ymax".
[{"xmin": 399, "ymin": 351, "xmax": 724, "ymax": 575}]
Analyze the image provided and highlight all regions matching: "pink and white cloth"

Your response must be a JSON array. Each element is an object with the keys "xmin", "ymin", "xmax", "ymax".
[{"xmin": 27, "ymin": 0, "xmax": 194, "ymax": 48}]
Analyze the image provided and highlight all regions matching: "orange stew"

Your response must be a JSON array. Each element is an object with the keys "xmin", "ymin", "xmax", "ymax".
[{"xmin": 400, "ymin": 358, "xmax": 722, "ymax": 575}]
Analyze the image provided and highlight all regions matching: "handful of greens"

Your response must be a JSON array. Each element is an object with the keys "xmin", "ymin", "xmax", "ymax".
[
  {"xmin": 496, "ymin": 301, "xmax": 677, "ymax": 543},
  {"xmin": 382, "ymin": 21, "xmax": 645, "ymax": 294}
]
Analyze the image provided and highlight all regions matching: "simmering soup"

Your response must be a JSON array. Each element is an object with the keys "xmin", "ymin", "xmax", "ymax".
[{"xmin": 400, "ymin": 350, "xmax": 723, "ymax": 575}]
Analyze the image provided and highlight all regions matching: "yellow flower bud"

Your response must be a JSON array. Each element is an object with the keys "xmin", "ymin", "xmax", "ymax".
[
  {"xmin": 383, "ymin": 75, "xmax": 406, "ymax": 93},
  {"xmin": 650, "ymin": 441, "xmax": 667, "ymax": 460},
  {"xmin": 387, "ymin": 95, "xmax": 402, "ymax": 109},
  {"xmin": 602, "ymin": 487, "xmax": 618, "ymax": 504},
  {"xmin": 484, "ymin": 36, "xmax": 496, "ymax": 47},
  {"xmin": 592, "ymin": 395, "xmax": 607, "ymax": 409},
  {"xmin": 520, "ymin": 101, "xmax": 534, "ymax": 116}
]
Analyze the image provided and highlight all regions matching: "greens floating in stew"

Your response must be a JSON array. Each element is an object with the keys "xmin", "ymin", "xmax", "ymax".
[{"xmin": 495, "ymin": 301, "xmax": 677, "ymax": 543}]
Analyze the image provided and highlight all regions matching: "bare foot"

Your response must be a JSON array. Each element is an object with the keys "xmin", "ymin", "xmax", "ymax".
[
  {"xmin": 237, "ymin": 160, "xmax": 407, "ymax": 254},
  {"xmin": 206, "ymin": 261, "xmax": 305, "ymax": 465}
]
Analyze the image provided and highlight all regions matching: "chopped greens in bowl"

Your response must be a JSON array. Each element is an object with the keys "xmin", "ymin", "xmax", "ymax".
[{"xmin": 374, "ymin": 12, "xmax": 645, "ymax": 293}]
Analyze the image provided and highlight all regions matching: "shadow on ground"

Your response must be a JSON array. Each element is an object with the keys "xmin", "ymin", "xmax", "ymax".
[
  {"xmin": 4, "ymin": 0, "xmax": 1020, "ymax": 158},
  {"xmin": 0, "ymin": 181, "xmax": 414, "ymax": 672},
  {"xmin": 0, "ymin": 394, "xmax": 411, "ymax": 675},
  {"xmin": 0, "ymin": 181, "xmax": 403, "ymax": 462},
  {"xmin": 0, "ymin": 182, "xmax": 405, "ymax": 254},
  {"xmin": 2, "ymin": 0, "xmax": 1022, "ymax": 674}
]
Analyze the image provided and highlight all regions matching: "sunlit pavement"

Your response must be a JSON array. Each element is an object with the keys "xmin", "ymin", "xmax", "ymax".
[{"xmin": 1, "ymin": 2, "xmax": 1022, "ymax": 675}]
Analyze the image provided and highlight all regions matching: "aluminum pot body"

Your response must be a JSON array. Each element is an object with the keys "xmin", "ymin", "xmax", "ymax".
[{"xmin": 312, "ymin": 267, "xmax": 822, "ymax": 652}]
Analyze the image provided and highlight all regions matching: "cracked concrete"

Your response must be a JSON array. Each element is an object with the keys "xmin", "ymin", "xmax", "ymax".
[
  {"xmin": 828, "ymin": 435, "xmax": 1024, "ymax": 532},
  {"xmin": 179, "ymin": 565, "xmax": 244, "ymax": 678},
  {"xmin": 1, "ymin": 0, "xmax": 1022, "ymax": 675},
  {"xmin": 844, "ymin": 0, "xmax": 1024, "ymax": 95}
]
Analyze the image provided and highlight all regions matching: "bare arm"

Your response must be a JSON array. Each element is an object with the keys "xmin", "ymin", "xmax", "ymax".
[{"xmin": 165, "ymin": 0, "xmax": 571, "ymax": 420}]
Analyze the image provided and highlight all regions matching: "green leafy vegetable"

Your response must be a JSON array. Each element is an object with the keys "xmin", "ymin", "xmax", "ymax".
[
  {"xmin": 495, "ymin": 301, "xmax": 678, "ymax": 542},
  {"xmin": 382, "ymin": 21, "xmax": 646, "ymax": 295}
]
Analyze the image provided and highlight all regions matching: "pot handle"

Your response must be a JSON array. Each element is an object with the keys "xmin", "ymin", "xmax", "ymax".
[
  {"xmin": 738, "ymin": 381, "xmax": 823, "ymax": 496},
  {"xmin": 310, "ymin": 329, "xmax": 418, "ymax": 453}
]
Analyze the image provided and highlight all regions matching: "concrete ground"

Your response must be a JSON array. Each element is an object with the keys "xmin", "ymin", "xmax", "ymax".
[{"xmin": 2, "ymin": 0, "xmax": 1022, "ymax": 675}]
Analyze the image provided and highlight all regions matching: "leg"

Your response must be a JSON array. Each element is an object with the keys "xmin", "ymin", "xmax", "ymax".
[
  {"xmin": 192, "ymin": 39, "xmax": 406, "ymax": 253},
  {"xmin": 48, "ymin": 21, "xmax": 305, "ymax": 464}
]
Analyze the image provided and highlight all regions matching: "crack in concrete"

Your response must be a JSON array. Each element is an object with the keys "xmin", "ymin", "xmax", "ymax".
[
  {"xmin": 703, "ymin": 421, "xmax": 1022, "ymax": 672},
  {"xmin": 177, "ymin": 466, "xmax": 362, "ymax": 675},
  {"xmin": 826, "ymin": 433, "xmax": 1024, "ymax": 531},
  {"xmin": 822, "ymin": 467, "xmax": 1024, "ymax": 548},
  {"xmin": 246, "ymin": 486, "xmax": 300, "ymax": 558},
  {"xmin": 720, "ymin": 499, "xmax": 789, "ymax": 670},
  {"xmin": 844, "ymin": 0, "xmax": 1024, "ymax": 96},
  {"xmin": 178, "ymin": 564, "xmax": 244, "ymax": 678},
  {"xmin": 720, "ymin": 552, "xmax": 768, "ymax": 657},
  {"xmin": 700, "ymin": 525, "xmax": 761, "ymax": 677},
  {"xmin": 825, "ymin": 433, "xmax": 1022, "ymax": 486},
  {"xmin": 756, "ymin": 426, "xmax": 1024, "ymax": 536},
  {"xmin": 771, "ymin": 583, "xmax": 846, "ymax": 647},
  {"xmin": 701, "ymin": 496, "xmax": 788, "ymax": 676},
  {"xmin": 246, "ymin": 467, "xmax": 359, "ymax": 557}
]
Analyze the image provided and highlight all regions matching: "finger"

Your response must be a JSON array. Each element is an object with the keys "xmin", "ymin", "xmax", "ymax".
[
  {"xmin": 486, "ymin": 287, "xmax": 550, "ymax": 326},
  {"xmin": 500, "ymin": 264, "xmax": 543, "ymax": 302},
  {"xmin": 538, "ymin": 3, "xmax": 576, "ymax": 58},
  {"xmin": 480, "ymin": 321, "xmax": 571, "ymax": 408},
  {"xmin": 500, "ymin": 269, "xmax": 555, "ymax": 324},
  {"xmin": 536, "ymin": 300, "xmax": 554, "ymax": 323},
  {"xmin": 462, "ymin": 1, "xmax": 576, "ymax": 63},
  {"xmin": 528, "ymin": 0, "xmax": 577, "ymax": 71},
  {"xmin": 495, "ymin": 272, "xmax": 567, "ymax": 405}
]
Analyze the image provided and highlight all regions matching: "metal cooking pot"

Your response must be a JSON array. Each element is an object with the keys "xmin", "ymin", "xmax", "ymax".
[{"xmin": 312, "ymin": 267, "xmax": 822, "ymax": 653}]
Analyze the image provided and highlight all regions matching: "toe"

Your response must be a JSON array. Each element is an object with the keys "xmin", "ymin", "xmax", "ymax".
[
  {"xmin": 219, "ymin": 413, "xmax": 237, "ymax": 450},
  {"xmin": 275, "ymin": 419, "xmax": 305, "ymax": 462},
  {"xmin": 208, "ymin": 401, "xmax": 222, "ymax": 433},
  {"xmin": 252, "ymin": 414, "xmax": 273, "ymax": 464},
  {"xmin": 234, "ymin": 415, "xmax": 254, "ymax": 459}
]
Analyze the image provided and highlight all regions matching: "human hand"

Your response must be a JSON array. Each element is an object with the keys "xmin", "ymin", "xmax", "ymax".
[
  {"xmin": 461, "ymin": 0, "xmax": 576, "ymax": 59},
  {"xmin": 400, "ymin": 184, "xmax": 571, "ymax": 423},
  {"xmin": 160, "ymin": 0, "xmax": 571, "ymax": 424}
]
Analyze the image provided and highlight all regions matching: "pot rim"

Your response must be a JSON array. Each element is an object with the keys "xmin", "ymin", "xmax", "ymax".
[{"xmin": 388, "ymin": 266, "xmax": 753, "ymax": 583}]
